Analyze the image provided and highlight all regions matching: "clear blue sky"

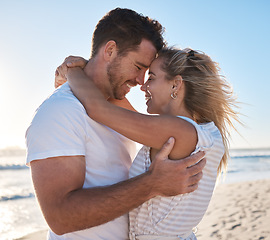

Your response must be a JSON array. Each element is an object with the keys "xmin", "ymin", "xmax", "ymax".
[{"xmin": 0, "ymin": 0, "xmax": 269, "ymax": 149}]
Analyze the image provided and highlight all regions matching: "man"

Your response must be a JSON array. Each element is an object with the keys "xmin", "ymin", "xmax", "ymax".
[{"xmin": 26, "ymin": 8, "xmax": 205, "ymax": 240}]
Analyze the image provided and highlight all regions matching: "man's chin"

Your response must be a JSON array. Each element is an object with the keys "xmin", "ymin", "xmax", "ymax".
[
  {"xmin": 113, "ymin": 91, "xmax": 128, "ymax": 100},
  {"xmin": 115, "ymin": 96, "xmax": 126, "ymax": 100}
]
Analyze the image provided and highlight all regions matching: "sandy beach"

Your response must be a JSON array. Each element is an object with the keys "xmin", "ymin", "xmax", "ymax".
[
  {"xmin": 197, "ymin": 179, "xmax": 270, "ymax": 239},
  {"xmin": 17, "ymin": 179, "xmax": 270, "ymax": 240}
]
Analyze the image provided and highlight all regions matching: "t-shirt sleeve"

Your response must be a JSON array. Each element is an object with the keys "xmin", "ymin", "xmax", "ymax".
[{"xmin": 25, "ymin": 95, "xmax": 87, "ymax": 164}]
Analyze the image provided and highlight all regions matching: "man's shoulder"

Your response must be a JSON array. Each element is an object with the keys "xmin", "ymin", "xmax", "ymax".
[
  {"xmin": 46, "ymin": 82, "xmax": 80, "ymax": 105},
  {"xmin": 27, "ymin": 83, "xmax": 89, "ymax": 134},
  {"xmin": 38, "ymin": 83, "xmax": 85, "ymax": 115},
  {"xmin": 26, "ymin": 83, "xmax": 88, "ymax": 163}
]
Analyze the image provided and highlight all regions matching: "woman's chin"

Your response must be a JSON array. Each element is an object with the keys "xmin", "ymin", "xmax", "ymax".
[
  {"xmin": 146, "ymin": 107, "xmax": 152, "ymax": 114},
  {"xmin": 146, "ymin": 107, "xmax": 157, "ymax": 115},
  {"xmin": 146, "ymin": 101, "xmax": 159, "ymax": 114}
]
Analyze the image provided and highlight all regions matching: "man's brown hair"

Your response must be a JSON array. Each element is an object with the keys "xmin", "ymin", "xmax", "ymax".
[{"xmin": 91, "ymin": 8, "xmax": 166, "ymax": 57}]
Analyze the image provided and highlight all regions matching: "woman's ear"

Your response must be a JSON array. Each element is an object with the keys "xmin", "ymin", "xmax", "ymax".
[
  {"xmin": 103, "ymin": 40, "xmax": 117, "ymax": 62},
  {"xmin": 172, "ymin": 75, "xmax": 183, "ymax": 92}
]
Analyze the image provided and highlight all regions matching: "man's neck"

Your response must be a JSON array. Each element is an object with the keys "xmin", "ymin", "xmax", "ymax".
[{"xmin": 84, "ymin": 57, "xmax": 111, "ymax": 100}]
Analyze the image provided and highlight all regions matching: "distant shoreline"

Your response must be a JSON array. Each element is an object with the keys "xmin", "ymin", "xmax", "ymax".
[{"xmin": 0, "ymin": 146, "xmax": 26, "ymax": 156}]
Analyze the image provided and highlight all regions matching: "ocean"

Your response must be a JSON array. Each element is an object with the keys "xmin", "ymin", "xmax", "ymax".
[
  {"xmin": 1, "ymin": 147, "xmax": 270, "ymax": 240},
  {"xmin": 0, "ymin": 150, "xmax": 47, "ymax": 240}
]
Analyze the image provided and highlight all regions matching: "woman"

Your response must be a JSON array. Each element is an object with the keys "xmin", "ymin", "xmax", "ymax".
[{"xmin": 56, "ymin": 47, "xmax": 238, "ymax": 239}]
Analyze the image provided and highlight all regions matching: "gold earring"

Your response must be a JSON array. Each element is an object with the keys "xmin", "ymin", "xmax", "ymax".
[{"xmin": 170, "ymin": 92, "xmax": 177, "ymax": 100}]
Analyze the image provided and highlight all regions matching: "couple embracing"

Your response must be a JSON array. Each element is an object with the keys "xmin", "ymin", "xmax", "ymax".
[{"xmin": 26, "ymin": 7, "xmax": 238, "ymax": 240}]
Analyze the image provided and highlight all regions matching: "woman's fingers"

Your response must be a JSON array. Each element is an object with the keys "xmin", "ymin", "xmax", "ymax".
[{"xmin": 64, "ymin": 56, "xmax": 88, "ymax": 68}]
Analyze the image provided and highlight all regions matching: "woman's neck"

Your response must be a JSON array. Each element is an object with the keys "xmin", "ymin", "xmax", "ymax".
[{"xmin": 161, "ymin": 101, "xmax": 192, "ymax": 119}]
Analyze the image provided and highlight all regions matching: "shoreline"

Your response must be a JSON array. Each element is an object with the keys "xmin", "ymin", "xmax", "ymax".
[{"xmin": 17, "ymin": 179, "xmax": 270, "ymax": 240}]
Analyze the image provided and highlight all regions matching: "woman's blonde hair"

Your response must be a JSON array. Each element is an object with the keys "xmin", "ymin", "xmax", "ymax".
[{"xmin": 158, "ymin": 47, "xmax": 239, "ymax": 175}]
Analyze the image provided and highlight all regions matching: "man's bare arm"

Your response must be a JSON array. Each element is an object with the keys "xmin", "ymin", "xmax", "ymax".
[{"xmin": 30, "ymin": 138, "xmax": 205, "ymax": 235}]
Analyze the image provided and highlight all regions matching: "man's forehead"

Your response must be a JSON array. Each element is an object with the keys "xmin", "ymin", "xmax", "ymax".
[{"xmin": 130, "ymin": 46, "xmax": 157, "ymax": 68}]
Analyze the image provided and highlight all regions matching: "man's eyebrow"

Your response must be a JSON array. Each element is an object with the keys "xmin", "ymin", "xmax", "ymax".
[
  {"xmin": 135, "ymin": 61, "xmax": 149, "ymax": 69},
  {"xmin": 148, "ymin": 71, "xmax": 156, "ymax": 76}
]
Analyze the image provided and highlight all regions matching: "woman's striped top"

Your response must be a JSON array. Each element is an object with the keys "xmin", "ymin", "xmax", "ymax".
[{"xmin": 129, "ymin": 116, "xmax": 225, "ymax": 239}]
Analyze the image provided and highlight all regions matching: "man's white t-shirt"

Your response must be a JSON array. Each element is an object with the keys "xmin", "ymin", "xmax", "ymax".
[{"xmin": 26, "ymin": 83, "xmax": 137, "ymax": 240}]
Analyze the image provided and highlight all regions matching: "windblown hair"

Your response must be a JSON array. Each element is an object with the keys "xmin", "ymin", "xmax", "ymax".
[
  {"xmin": 91, "ymin": 8, "xmax": 166, "ymax": 57},
  {"xmin": 158, "ymin": 47, "xmax": 239, "ymax": 175}
]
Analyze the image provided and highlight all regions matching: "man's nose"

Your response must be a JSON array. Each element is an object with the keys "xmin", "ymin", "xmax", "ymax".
[
  {"xmin": 136, "ymin": 71, "xmax": 146, "ymax": 85},
  {"xmin": 140, "ymin": 82, "xmax": 147, "ymax": 92}
]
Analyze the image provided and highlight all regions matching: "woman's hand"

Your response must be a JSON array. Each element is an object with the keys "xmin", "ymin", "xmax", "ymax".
[
  {"xmin": 54, "ymin": 56, "xmax": 88, "ymax": 88},
  {"xmin": 55, "ymin": 69, "xmax": 67, "ymax": 88}
]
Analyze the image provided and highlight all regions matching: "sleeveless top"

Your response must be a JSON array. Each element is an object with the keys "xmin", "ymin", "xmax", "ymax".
[{"xmin": 129, "ymin": 116, "xmax": 225, "ymax": 239}]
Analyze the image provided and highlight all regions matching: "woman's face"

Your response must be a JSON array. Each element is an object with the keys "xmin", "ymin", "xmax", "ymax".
[{"xmin": 141, "ymin": 57, "xmax": 174, "ymax": 114}]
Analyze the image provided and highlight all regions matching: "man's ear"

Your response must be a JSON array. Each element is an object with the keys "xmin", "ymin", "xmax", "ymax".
[{"xmin": 103, "ymin": 40, "xmax": 117, "ymax": 62}]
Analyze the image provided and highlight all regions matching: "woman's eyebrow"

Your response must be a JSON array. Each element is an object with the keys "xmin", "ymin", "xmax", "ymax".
[{"xmin": 148, "ymin": 71, "xmax": 156, "ymax": 76}]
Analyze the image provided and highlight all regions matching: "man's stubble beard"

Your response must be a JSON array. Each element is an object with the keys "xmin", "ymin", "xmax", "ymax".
[{"xmin": 107, "ymin": 57, "xmax": 125, "ymax": 100}]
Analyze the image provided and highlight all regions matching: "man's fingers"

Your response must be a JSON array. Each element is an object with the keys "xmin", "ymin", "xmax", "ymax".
[
  {"xmin": 154, "ymin": 137, "xmax": 175, "ymax": 161},
  {"xmin": 187, "ymin": 158, "xmax": 206, "ymax": 176},
  {"xmin": 188, "ymin": 172, "xmax": 203, "ymax": 186},
  {"xmin": 183, "ymin": 151, "xmax": 205, "ymax": 168}
]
